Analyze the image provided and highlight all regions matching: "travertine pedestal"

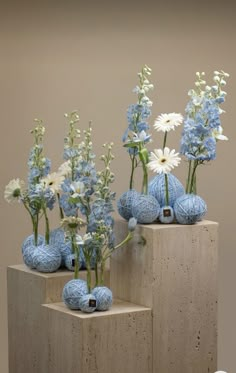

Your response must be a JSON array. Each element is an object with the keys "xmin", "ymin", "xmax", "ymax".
[
  {"xmin": 7, "ymin": 265, "xmax": 109, "ymax": 373},
  {"xmin": 111, "ymin": 219, "xmax": 218, "ymax": 373},
  {"xmin": 41, "ymin": 300, "xmax": 152, "ymax": 373}
]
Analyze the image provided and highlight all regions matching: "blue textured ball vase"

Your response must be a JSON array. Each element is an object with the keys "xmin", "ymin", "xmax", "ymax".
[
  {"xmin": 174, "ymin": 194, "xmax": 207, "ymax": 225},
  {"xmin": 117, "ymin": 189, "xmax": 140, "ymax": 220},
  {"xmin": 149, "ymin": 173, "xmax": 185, "ymax": 207},
  {"xmin": 92, "ymin": 286, "xmax": 113, "ymax": 311},
  {"xmin": 159, "ymin": 206, "xmax": 175, "ymax": 224},
  {"xmin": 79, "ymin": 294, "xmax": 97, "ymax": 313},
  {"xmin": 62, "ymin": 279, "xmax": 88, "ymax": 310},
  {"xmin": 132, "ymin": 194, "xmax": 160, "ymax": 224},
  {"xmin": 21, "ymin": 234, "xmax": 44, "ymax": 254},
  {"xmin": 22, "ymin": 244, "xmax": 39, "ymax": 269},
  {"xmin": 33, "ymin": 244, "xmax": 62, "ymax": 272},
  {"xmin": 50, "ymin": 228, "xmax": 72, "ymax": 267},
  {"xmin": 65, "ymin": 253, "xmax": 84, "ymax": 271}
]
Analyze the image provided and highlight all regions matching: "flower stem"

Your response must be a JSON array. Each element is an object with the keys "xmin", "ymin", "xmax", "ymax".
[
  {"xmin": 189, "ymin": 160, "xmax": 198, "ymax": 194},
  {"xmin": 186, "ymin": 160, "xmax": 192, "ymax": 193},
  {"xmin": 72, "ymin": 235, "xmax": 79, "ymax": 279},
  {"xmin": 163, "ymin": 131, "xmax": 168, "ymax": 149},
  {"xmin": 129, "ymin": 154, "xmax": 136, "ymax": 190},
  {"xmin": 100, "ymin": 260, "xmax": 105, "ymax": 286},
  {"xmin": 164, "ymin": 173, "xmax": 169, "ymax": 206},
  {"xmin": 86, "ymin": 259, "xmax": 91, "ymax": 293},
  {"xmin": 57, "ymin": 193, "xmax": 64, "ymax": 220},
  {"xmin": 139, "ymin": 147, "xmax": 149, "ymax": 195},
  {"xmin": 104, "ymin": 232, "xmax": 133, "ymax": 261},
  {"xmin": 95, "ymin": 261, "xmax": 99, "ymax": 287},
  {"xmin": 43, "ymin": 207, "xmax": 50, "ymax": 245}
]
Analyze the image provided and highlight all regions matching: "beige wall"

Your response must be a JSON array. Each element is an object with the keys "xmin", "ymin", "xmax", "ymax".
[{"xmin": 1, "ymin": 1, "xmax": 235, "ymax": 372}]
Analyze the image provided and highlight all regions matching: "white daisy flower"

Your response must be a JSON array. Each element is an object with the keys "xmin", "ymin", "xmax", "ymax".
[
  {"xmin": 212, "ymin": 126, "xmax": 228, "ymax": 141},
  {"xmin": 147, "ymin": 147, "xmax": 181, "ymax": 174},
  {"xmin": 58, "ymin": 161, "xmax": 72, "ymax": 177},
  {"xmin": 4, "ymin": 178, "xmax": 25, "ymax": 203},
  {"xmin": 154, "ymin": 113, "xmax": 183, "ymax": 132},
  {"xmin": 41, "ymin": 172, "xmax": 65, "ymax": 193},
  {"xmin": 71, "ymin": 181, "xmax": 85, "ymax": 198}
]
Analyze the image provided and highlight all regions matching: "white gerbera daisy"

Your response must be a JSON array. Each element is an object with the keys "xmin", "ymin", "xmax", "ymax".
[
  {"xmin": 154, "ymin": 113, "xmax": 183, "ymax": 132},
  {"xmin": 4, "ymin": 178, "xmax": 25, "ymax": 203},
  {"xmin": 71, "ymin": 181, "xmax": 85, "ymax": 198},
  {"xmin": 147, "ymin": 147, "xmax": 181, "ymax": 174},
  {"xmin": 58, "ymin": 161, "xmax": 72, "ymax": 177},
  {"xmin": 41, "ymin": 172, "xmax": 65, "ymax": 193}
]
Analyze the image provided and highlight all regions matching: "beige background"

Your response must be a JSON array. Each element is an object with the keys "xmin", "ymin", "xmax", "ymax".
[{"xmin": 0, "ymin": 1, "xmax": 235, "ymax": 372}]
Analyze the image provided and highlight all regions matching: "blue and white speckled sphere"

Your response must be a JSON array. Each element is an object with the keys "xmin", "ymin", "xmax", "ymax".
[
  {"xmin": 63, "ymin": 279, "xmax": 88, "ymax": 310},
  {"xmin": 132, "ymin": 194, "xmax": 160, "ymax": 224},
  {"xmin": 174, "ymin": 194, "xmax": 207, "ymax": 225},
  {"xmin": 92, "ymin": 286, "xmax": 113, "ymax": 311},
  {"xmin": 65, "ymin": 253, "xmax": 84, "ymax": 271},
  {"xmin": 49, "ymin": 228, "xmax": 72, "ymax": 267},
  {"xmin": 117, "ymin": 189, "xmax": 140, "ymax": 220},
  {"xmin": 22, "ymin": 244, "xmax": 39, "ymax": 269},
  {"xmin": 49, "ymin": 227, "xmax": 65, "ymax": 245},
  {"xmin": 159, "ymin": 206, "xmax": 175, "ymax": 224},
  {"xmin": 21, "ymin": 234, "xmax": 44, "ymax": 254},
  {"xmin": 33, "ymin": 244, "xmax": 62, "ymax": 273},
  {"xmin": 149, "ymin": 173, "xmax": 185, "ymax": 207},
  {"xmin": 79, "ymin": 294, "xmax": 97, "ymax": 313}
]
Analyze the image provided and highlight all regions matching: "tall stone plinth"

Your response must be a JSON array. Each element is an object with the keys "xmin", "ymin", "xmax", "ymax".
[
  {"xmin": 41, "ymin": 300, "xmax": 152, "ymax": 373},
  {"xmin": 7, "ymin": 264, "xmax": 109, "ymax": 373},
  {"xmin": 111, "ymin": 219, "xmax": 218, "ymax": 373}
]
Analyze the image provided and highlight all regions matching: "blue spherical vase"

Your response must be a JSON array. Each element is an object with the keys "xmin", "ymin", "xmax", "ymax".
[
  {"xmin": 149, "ymin": 173, "xmax": 185, "ymax": 207},
  {"xmin": 49, "ymin": 228, "xmax": 72, "ymax": 267},
  {"xmin": 79, "ymin": 294, "xmax": 97, "ymax": 313},
  {"xmin": 22, "ymin": 244, "xmax": 39, "ymax": 269},
  {"xmin": 117, "ymin": 189, "xmax": 140, "ymax": 221},
  {"xmin": 65, "ymin": 253, "xmax": 85, "ymax": 271},
  {"xmin": 159, "ymin": 206, "xmax": 175, "ymax": 224},
  {"xmin": 132, "ymin": 194, "xmax": 160, "ymax": 224},
  {"xmin": 174, "ymin": 194, "xmax": 207, "ymax": 225},
  {"xmin": 62, "ymin": 279, "xmax": 88, "ymax": 310},
  {"xmin": 22, "ymin": 234, "xmax": 44, "ymax": 254},
  {"xmin": 92, "ymin": 286, "xmax": 113, "ymax": 311},
  {"xmin": 33, "ymin": 244, "xmax": 62, "ymax": 273},
  {"xmin": 49, "ymin": 227, "xmax": 65, "ymax": 245}
]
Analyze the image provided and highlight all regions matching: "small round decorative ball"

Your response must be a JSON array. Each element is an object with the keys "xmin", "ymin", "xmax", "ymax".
[
  {"xmin": 92, "ymin": 286, "xmax": 113, "ymax": 311},
  {"xmin": 149, "ymin": 173, "xmax": 185, "ymax": 207},
  {"xmin": 22, "ymin": 244, "xmax": 39, "ymax": 269},
  {"xmin": 62, "ymin": 279, "xmax": 88, "ymax": 310},
  {"xmin": 49, "ymin": 228, "xmax": 65, "ymax": 246},
  {"xmin": 65, "ymin": 253, "xmax": 84, "ymax": 271},
  {"xmin": 174, "ymin": 194, "xmax": 207, "ymax": 225},
  {"xmin": 132, "ymin": 194, "xmax": 160, "ymax": 224},
  {"xmin": 159, "ymin": 206, "xmax": 175, "ymax": 224},
  {"xmin": 117, "ymin": 189, "xmax": 140, "ymax": 221},
  {"xmin": 33, "ymin": 244, "xmax": 62, "ymax": 273},
  {"xmin": 22, "ymin": 234, "xmax": 44, "ymax": 254},
  {"xmin": 79, "ymin": 294, "xmax": 97, "ymax": 313}
]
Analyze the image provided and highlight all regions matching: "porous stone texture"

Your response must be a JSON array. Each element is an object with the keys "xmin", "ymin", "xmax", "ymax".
[
  {"xmin": 41, "ymin": 300, "xmax": 152, "ymax": 373},
  {"xmin": 7, "ymin": 264, "xmax": 110, "ymax": 373},
  {"xmin": 111, "ymin": 218, "xmax": 218, "ymax": 373}
]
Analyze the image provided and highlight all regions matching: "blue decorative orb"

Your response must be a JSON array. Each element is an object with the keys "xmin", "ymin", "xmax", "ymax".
[
  {"xmin": 65, "ymin": 253, "xmax": 84, "ymax": 271},
  {"xmin": 117, "ymin": 189, "xmax": 140, "ymax": 220},
  {"xmin": 159, "ymin": 206, "xmax": 175, "ymax": 224},
  {"xmin": 50, "ymin": 227, "xmax": 65, "ymax": 245},
  {"xmin": 62, "ymin": 279, "xmax": 88, "ymax": 310},
  {"xmin": 79, "ymin": 294, "xmax": 97, "ymax": 313},
  {"xmin": 132, "ymin": 194, "xmax": 160, "ymax": 224},
  {"xmin": 92, "ymin": 286, "xmax": 113, "ymax": 311},
  {"xmin": 149, "ymin": 173, "xmax": 185, "ymax": 207},
  {"xmin": 22, "ymin": 244, "xmax": 39, "ymax": 269},
  {"xmin": 174, "ymin": 194, "xmax": 207, "ymax": 225},
  {"xmin": 33, "ymin": 244, "xmax": 62, "ymax": 273},
  {"xmin": 22, "ymin": 234, "xmax": 44, "ymax": 254}
]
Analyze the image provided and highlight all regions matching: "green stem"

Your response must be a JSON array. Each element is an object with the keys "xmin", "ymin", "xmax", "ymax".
[
  {"xmin": 43, "ymin": 207, "xmax": 50, "ymax": 245},
  {"xmin": 103, "ymin": 232, "xmax": 133, "ymax": 261},
  {"xmin": 139, "ymin": 147, "xmax": 149, "ymax": 195},
  {"xmin": 95, "ymin": 261, "xmax": 99, "ymax": 287},
  {"xmin": 33, "ymin": 215, "xmax": 39, "ymax": 246},
  {"xmin": 57, "ymin": 193, "xmax": 64, "ymax": 220},
  {"xmin": 86, "ymin": 259, "xmax": 91, "ymax": 293},
  {"xmin": 186, "ymin": 160, "xmax": 192, "ymax": 193},
  {"xmin": 163, "ymin": 131, "xmax": 168, "ymax": 149},
  {"xmin": 164, "ymin": 173, "xmax": 169, "ymax": 206},
  {"xmin": 129, "ymin": 154, "xmax": 136, "ymax": 190},
  {"xmin": 189, "ymin": 160, "xmax": 198, "ymax": 194},
  {"xmin": 100, "ymin": 260, "xmax": 105, "ymax": 286},
  {"xmin": 73, "ymin": 236, "xmax": 79, "ymax": 279}
]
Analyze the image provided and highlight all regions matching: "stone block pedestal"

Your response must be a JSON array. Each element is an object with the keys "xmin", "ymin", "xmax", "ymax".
[{"xmin": 111, "ymin": 219, "xmax": 218, "ymax": 373}]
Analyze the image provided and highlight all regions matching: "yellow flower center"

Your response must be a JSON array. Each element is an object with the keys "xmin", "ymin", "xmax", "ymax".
[{"xmin": 160, "ymin": 157, "xmax": 167, "ymax": 163}]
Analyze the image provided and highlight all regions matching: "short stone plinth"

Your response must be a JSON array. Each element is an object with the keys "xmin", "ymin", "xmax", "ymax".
[
  {"xmin": 7, "ymin": 264, "xmax": 109, "ymax": 373},
  {"xmin": 41, "ymin": 300, "xmax": 152, "ymax": 373},
  {"xmin": 111, "ymin": 219, "xmax": 218, "ymax": 373}
]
